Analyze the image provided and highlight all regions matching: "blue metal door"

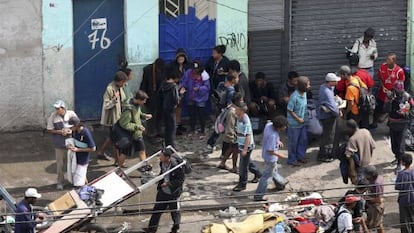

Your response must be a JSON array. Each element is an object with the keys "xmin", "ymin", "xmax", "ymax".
[
  {"xmin": 159, "ymin": 0, "xmax": 216, "ymax": 64},
  {"xmin": 73, "ymin": 0, "xmax": 125, "ymax": 120}
]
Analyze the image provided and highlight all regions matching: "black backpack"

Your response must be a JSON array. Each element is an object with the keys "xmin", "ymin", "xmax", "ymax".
[
  {"xmin": 349, "ymin": 78, "xmax": 376, "ymax": 114},
  {"xmin": 324, "ymin": 207, "xmax": 349, "ymax": 233},
  {"xmin": 346, "ymin": 40, "xmax": 360, "ymax": 66},
  {"xmin": 173, "ymin": 154, "xmax": 192, "ymax": 174}
]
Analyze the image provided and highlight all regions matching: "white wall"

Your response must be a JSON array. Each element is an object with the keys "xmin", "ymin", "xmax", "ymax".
[
  {"xmin": 42, "ymin": 0, "xmax": 74, "ymax": 124},
  {"xmin": 0, "ymin": 0, "xmax": 44, "ymax": 131}
]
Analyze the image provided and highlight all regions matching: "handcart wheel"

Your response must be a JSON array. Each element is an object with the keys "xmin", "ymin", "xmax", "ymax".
[{"xmin": 79, "ymin": 223, "xmax": 108, "ymax": 233}]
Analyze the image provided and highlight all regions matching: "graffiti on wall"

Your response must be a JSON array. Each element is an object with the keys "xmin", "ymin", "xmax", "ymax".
[{"xmin": 218, "ymin": 32, "xmax": 246, "ymax": 51}]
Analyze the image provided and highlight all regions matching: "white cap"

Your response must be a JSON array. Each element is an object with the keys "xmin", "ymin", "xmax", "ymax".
[
  {"xmin": 53, "ymin": 100, "xmax": 66, "ymax": 109},
  {"xmin": 325, "ymin": 73, "xmax": 341, "ymax": 82},
  {"xmin": 24, "ymin": 188, "xmax": 41, "ymax": 198}
]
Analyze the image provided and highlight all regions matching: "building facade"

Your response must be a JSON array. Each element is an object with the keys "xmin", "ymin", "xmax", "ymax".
[
  {"xmin": 0, "ymin": 0, "xmax": 248, "ymax": 131},
  {"xmin": 0, "ymin": 0, "xmax": 412, "ymax": 131}
]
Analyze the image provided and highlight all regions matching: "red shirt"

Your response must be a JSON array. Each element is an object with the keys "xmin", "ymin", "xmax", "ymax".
[
  {"xmin": 336, "ymin": 69, "xmax": 374, "ymax": 98},
  {"xmin": 378, "ymin": 63, "xmax": 405, "ymax": 102}
]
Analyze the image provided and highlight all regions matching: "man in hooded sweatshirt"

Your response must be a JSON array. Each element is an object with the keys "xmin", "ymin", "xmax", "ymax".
[
  {"xmin": 160, "ymin": 67, "xmax": 185, "ymax": 148},
  {"xmin": 169, "ymin": 48, "xmax": 190, "ymax": 135}
]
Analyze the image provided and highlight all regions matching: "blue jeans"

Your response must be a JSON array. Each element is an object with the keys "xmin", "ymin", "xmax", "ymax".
[
  {"xmin": 254, "ymin": 161, "xmax": 287, "ymax": 199},
  {"xmin": 238, "ymin": 149, "xmax": 261, "ymax": 187},
  {"xmin": 287, "ymin": 126, "xmax": 307, "ymax": 164},
  {"xmin": 363, "ymin": 67, "xmax": 375, "ymax": 79}
]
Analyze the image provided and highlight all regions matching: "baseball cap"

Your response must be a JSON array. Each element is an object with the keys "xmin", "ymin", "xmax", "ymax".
[
  {"xmin": 325, "ymin": 73, "xmax": 341, "ymax": 82},
  {"xmin": 338, "ymin": 65, "xmax": 351, "ymax": 75},
  {"xmin": 345, "ymin": 194, "xmax": 360, "ymax": 204},
  {"xmin": 53, "ymin": 100, "xmax": 66, "ymax": 109},
  {"xmin": 25, "ymin": 188, "xmax": 41, "ymax": 198}
]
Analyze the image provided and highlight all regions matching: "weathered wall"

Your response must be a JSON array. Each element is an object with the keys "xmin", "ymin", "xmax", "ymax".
[
  {"xmin": 0, "ymin": 0, "xmax": 44, "ymax": 131},
  {"xmin": 126, "ymin": 0, "xmax": 159, "ymax": 92},
  {"xmin": 216, "ymin": 0, "xmax": 248, "ymax": 74},
  {"xmin": 42, "ymin": 0, "xmax": 74, "ymax": 122}
]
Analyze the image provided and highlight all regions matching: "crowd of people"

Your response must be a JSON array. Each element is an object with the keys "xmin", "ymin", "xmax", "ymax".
[{"xmin": 12, "ymin": 28, "xmax": 413, "ymax": 233}]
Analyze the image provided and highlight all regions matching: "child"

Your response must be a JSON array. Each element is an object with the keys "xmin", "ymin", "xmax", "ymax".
[
  {"xmin": 160, "ymin": 68, "xmax": 185, "ymax": 148},
  {"xmin": 181, "ymin": 61, "xmax": 210, "ymax": 139},
  {"xmin": 232, "ymin": 102, "xmax": 262, "ymax": 192},
  {"xmin": 254, "ymin": 116, "xmax": 289, "ymax": 201},
  {"xmin": 287, "ymin": 76, "xmax": 310, "ymax": 166},
  {"xmin": 67, "ymin": 117, "xmax": 96, "ymax": 188}
]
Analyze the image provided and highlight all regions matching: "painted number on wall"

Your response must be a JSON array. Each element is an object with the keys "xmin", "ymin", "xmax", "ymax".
[{"xmin": 88, "ymin": 18, "xmax": 111, "ymax": 50}]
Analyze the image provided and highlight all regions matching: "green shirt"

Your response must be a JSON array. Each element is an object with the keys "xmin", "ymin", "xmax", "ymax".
[{"xmin": 119, "ymin": 103, "xmax": 144, "ymax": 140}]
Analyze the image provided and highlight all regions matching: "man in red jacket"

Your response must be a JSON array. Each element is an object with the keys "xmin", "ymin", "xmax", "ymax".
[
  {"xmin": 336, "ymin": 65, "xmax": 374, "ymax": 99},
  {"xmin": 372, "ymin": 53, "xmax": 405, "ymax": 128}
]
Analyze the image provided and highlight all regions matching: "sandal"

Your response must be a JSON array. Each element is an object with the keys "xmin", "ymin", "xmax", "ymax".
[
  {"xmin": 217, "ymin": 164, "xmax": 229, "ymax": 170},
  {"xmin": 229, "ymin": 168, "xmax": 239, "ymax": 174}
]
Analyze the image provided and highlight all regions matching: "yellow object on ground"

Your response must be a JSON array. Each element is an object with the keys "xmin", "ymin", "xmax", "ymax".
[{"xmin": 202, "ymin": 213, "xmax": 282, "ymax": 233}]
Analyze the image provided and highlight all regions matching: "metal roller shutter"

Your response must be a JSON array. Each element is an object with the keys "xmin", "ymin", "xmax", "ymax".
[
  {"xmin": 248, "ymin": 0, "xmax": 284, "ymax": 85},
  {"xmin": 290, "ymin": 0, "xmax": 408, "ymax": 96},
  {"xmin": 248, "ymin": 30, "xmax": 283, "ymax": 86}
]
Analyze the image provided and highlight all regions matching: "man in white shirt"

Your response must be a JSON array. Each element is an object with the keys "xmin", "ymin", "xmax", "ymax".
[
  {"xmin": 337, "ymin": 195, "xmax": 361, "ymax": 233},
  {"xmin": 351, "ymin": 27, "xmax": 377, "ymax": 78},
  {"xmin": 46, "ymin": 100, "xmax": 78, "ymax": 190}
]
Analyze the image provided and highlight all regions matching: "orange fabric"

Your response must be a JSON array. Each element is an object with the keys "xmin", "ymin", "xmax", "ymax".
[{"xmin": 345, "ymin": 76, "xmax": 364, "ymax": 115}]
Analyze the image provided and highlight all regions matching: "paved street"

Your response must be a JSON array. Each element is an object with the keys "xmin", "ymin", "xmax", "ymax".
[{"xmin": 0, "ymin": 122, "xmax": 403, "ymax": 232}]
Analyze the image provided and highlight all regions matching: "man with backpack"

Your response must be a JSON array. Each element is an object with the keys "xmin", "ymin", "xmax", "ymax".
[
  {"xmin": 146, "ymin": 147, "xmax": 185, "ymax": 233},
  {"xmin": 217, "ymin": 93, "xmax": 243, "ymax": 173},
  {"xmin": 339, "ymin": 65, "xmax": 369, "ymax": 125},
  {"xmin": 207, "ymin": 74, "xmax": 239, "ymax": 151},
  {"xmin": 334, "ymin": 195, "xmax": 365, "ymax": 233}
]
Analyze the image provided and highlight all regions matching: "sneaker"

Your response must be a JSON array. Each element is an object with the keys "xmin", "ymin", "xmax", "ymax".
[
  {"xmin": 56, "ymin": 184, "xmax": 64, "ymax": 190},
  {"xmin": 206, "ymin": 144, "xmax": 214, "ymax": 153},
  {"xmin": 232, "ymin": 185, "xmax": 246, "ymax": 192},
  {"xmin": 251, "ymin": 174, "xmax": 262, "ymax": 183}
]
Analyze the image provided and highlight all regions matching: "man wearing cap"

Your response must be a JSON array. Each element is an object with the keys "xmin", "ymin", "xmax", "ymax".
[
  {"xmin": 46, "ymin": 100, "xmax": 78, "ymax": 190},
  {"xmin": 15, "ymin": 188, "xmax": 43, "ymax": 233},
  {"xmin": 317, "ymin": 73, "xmax": 342, "ymax": 162},
  {"xmin": 336, "ymin": 195, "xmax": 366, "ymax": 233},
  {"xmin": 67, "ymin": 116, "xmax": 96, "ymax": 187},
  {"xmin": 386, "ymin": 81, "xmax": 414, "ymax": 171},
  {"xmin": 338, "ymin": 65, "xmax": 368, "ymax": 123}
]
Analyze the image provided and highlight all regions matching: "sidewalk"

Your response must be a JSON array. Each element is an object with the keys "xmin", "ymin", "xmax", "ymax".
[{"xmin": 0, "ymin": 123, "xmax": 402, "ymax": 232}]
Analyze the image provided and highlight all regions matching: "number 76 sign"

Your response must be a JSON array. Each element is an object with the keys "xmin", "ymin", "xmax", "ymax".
[{"xmin": 88, "ymin": 18, "xmax": 111, "ymax": 50}]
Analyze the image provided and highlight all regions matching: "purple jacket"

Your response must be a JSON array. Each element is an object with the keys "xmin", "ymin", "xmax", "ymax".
[{"xmin": 181, "ymin": 69, "xmax": 210, "ymax": 103}]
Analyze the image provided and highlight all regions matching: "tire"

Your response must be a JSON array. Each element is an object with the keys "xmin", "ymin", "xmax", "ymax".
[{"xmin": 79, "ymin": 223, "xmax": 108, "ymax": 233}]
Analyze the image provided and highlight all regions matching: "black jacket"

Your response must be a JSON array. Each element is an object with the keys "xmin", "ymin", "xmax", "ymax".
[
  {"xmin": 249, "ymin": 81, "xmax": 276, "ymax": 103},
  {"xmin": 160, "ymin": 81, "xmax": 180, "ymax": 111},
  {"xmin": 205, "ymin": 56, "xmax": 230, "ymax": 89},
  {"xmin": 140, "ymin": 64, "xmax": 166, "ymax": 96},
  {"xmin": 157, "ymin": 157, "xmax": 185, "ymax": 198}
]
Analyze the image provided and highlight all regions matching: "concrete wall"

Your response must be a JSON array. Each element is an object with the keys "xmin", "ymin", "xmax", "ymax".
[
  {"xmin": 125, "ymin": 0, "xmax": 159, "ymax": 92},
  {"xmin": 216, "ymin": 0, "xmax": 249, "ymax": 74},
  {"xmin": 42, "ymin": 0, "xmax": 74, "ymax": 123},
  {"xmin": 0, "ymin": 0, "xmax": 44, "ymax": 132}
]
